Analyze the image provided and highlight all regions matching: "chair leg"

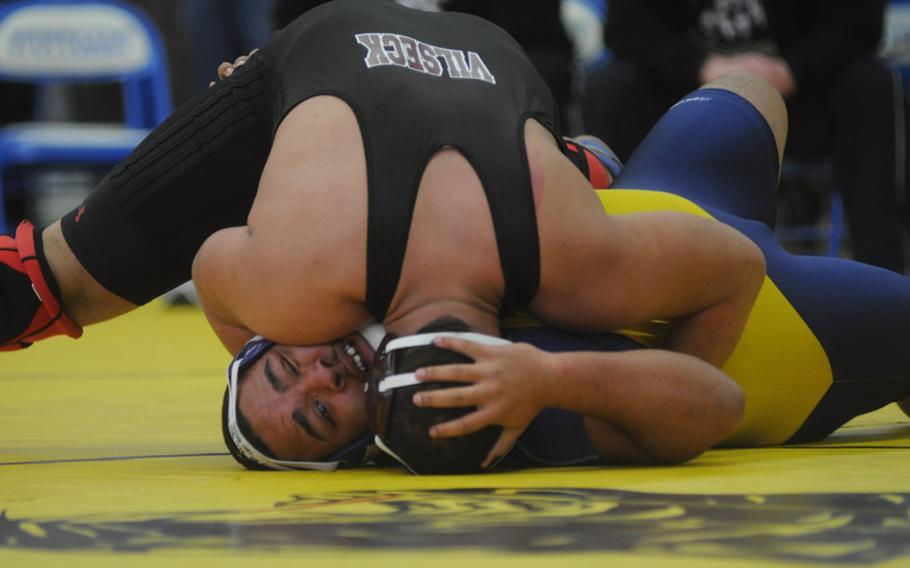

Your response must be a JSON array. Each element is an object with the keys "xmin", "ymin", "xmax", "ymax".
[
  {"xmin": 827, "ymin": 191, "xmax": 844, "ymax": 258},
  {"xmin": 0, "ymin": 168, "xmax": 8, "ymax": 235}
]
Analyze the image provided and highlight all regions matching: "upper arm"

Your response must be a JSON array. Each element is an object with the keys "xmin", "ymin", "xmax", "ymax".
[
  {"xmin": 192, "ymin": 226, "xmax": 354, "ymax": 346},
  {"xmin": 536, "ymin": 208, "xmax": 764, "ymax": 333},
  {"xmin": 605, "ymin": 211, "xmax": 765, "ymax": 324}
]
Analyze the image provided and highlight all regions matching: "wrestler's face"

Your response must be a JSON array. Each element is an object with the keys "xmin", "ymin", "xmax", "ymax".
[{"xmin": 238, "ymin": 336, "xmax": 375, "ymax": 460}]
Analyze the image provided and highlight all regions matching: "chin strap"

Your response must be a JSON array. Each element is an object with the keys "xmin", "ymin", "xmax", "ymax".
[{"xmin": 0, "ymin": 221, "xmax": 82, "ymax": 351}]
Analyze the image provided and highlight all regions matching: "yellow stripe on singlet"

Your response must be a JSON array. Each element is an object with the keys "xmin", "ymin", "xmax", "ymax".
[
  {"xmin": 504, "ymin": 190, "xmax": 834, "ymax": 445},
  {"xmin": 593, "ymin": 189, "xmax": 833, "ymax": 445}
]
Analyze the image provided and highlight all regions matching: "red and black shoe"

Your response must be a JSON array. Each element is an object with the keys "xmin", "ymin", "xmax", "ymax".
[
  {"xmin": 1, "ymin": 221, "xmax": 82, "ymax": 351},
  {"xmin": 563, "ymin": 135, "xmax": 623, "ymax": 190}
]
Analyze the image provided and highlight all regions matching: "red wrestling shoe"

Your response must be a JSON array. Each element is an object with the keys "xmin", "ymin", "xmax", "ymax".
[
  {"xmin": 1, "ymin": 221, "xmax": 82, "ymax": 351},
  {"xmin": 563, "ymin": 135, "xmax": 623, "ymax": 189}
]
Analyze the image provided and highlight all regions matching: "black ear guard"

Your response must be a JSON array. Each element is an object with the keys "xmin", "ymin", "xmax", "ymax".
[{"xmin": 366, "ymin": 331, "xmax": 513, "ymax": 475}]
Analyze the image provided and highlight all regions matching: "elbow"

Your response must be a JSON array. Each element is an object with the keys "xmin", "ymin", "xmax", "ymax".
[
  {"xmin": 650, "ymin": 452, "xmax": 700, "ymax": 466},
  {"xmin": 718, "ymin": 381, "xmax": 746, "ymax": 439},
  {"xmin": 190, "ymin": 235, "xmax": 212, "ymax": 289},
  {"xmin": 704, "ymin": 371, "xmax": 746, "ymax": 444},
  {"xmin": 191, "ymin": 228, "xmax": 246, "ymax": 301},
  {"xmin": 643, "ymin": 443, "xmax": 711, "ymax": 466},
  {"xmin": 740, "ymin": 238, "xmax": 767, "ymax": 295},
  {"xmin": 191, "ymin": 230, "xmax": 240, "ymax": 321},
  {"xmin": 650, "ymin": 383, "xmax": 745, "ymax": 466}
]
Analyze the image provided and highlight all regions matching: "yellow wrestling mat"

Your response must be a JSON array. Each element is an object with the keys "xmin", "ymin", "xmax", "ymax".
[{"xmin": 2, "ymin": 302, "xmax": 909, "ymax": 567}]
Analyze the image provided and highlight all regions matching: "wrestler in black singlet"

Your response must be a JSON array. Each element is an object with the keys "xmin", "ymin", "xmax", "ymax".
[
  {"xmin": 62, "ymin": 0, "xmax": 562, "ymax": 317},
  {"xmin": 268, "ymin": 0, "xmax": 562, "ymax": 318}
]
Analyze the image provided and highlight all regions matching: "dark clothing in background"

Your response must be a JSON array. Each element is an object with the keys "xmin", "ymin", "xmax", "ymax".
[
  {"xmin": 445, "ymin": 0, "xmax": 573, "ymax": 129},
  {"xmin": 583, "ymin": 0, "xmax": 905, "ymax": 273},
  {"xmin": 273, "ymin": 0, "xmax": 330, "ymax": 29},
  {"xmin": 603, "ymin": 0, "xmax": 884, "ymax": 94}
]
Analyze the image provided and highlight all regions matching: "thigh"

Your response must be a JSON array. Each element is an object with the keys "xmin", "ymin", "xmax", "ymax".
[
  {"xmin": 60, "ymin": 53, "xmax": 276, "ymax": 305},
  {"xmin": 615, "ymin": 88, "xmax": 780, "ymax": 227},
  {"xmin": 725, "ymin": 212, "xmax": 910, "ymax": 441}
]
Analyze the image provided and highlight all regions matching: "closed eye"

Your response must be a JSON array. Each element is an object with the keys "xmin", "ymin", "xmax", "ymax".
[
  {"xmin": 264, "ymin": 360, "xmax": 287, "ymax": 393},
  {"xmin": 292, "ymin": 408, "xmax": 326, "ymax": 441},
  {"xmin": 280, "ymin": 353, "xmax": 299, "ymax": 377},
  {"xmin": 315, "ymin": 400, "xmax": 336, "ymax": 429}
]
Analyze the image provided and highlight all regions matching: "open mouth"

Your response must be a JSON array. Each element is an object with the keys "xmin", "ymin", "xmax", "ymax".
[{"xmin": 335, "ymin": 334, "xmax": 375, "ymax": 379}]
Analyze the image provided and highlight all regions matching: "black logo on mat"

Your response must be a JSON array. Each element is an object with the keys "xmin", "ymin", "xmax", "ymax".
[{"xmin": 2, "ymin": 488, "xmax": 909, "ymax": 563}]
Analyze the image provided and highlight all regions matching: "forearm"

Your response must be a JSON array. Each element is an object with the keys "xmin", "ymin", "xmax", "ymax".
[
  {"xmin": 657, "ymin": 257, "xmax": 763, "ymax": 368},
  {"xmin": 610, "ymin": 212, "xmax": 766, "ymax": 368},
  {"xmin": 544, "ymin": 349, "xmax": 745, "ymax": 463}
]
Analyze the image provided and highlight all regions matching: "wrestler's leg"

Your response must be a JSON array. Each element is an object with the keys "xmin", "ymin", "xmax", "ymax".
[
  {"xmin": 2, "ymin": 51, "xmax": 275, "ymax": 344},
  {"xmin": 707, "ymin": 73, "xmax": 787, "ymax": 165},
  {"xmin": 42, "ymin": 222, "xmax": 134, "ymax": 325},
  {"xmin": 778, "ymin": 252, "xmax": 910, "ymax": 440},
  {"xmin": 719, "ymin": 211, "xmax": 910, "ymax": 439},
  {"xmin": 615, "ymin": 73, "xmax": 785, "ymax": 227},
  {"xmin": 611, "ymin": 72, "xmax": 909, "ymax": 436}
]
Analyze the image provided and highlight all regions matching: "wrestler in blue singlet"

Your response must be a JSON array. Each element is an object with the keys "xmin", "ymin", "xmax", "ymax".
[{"xmin": 505, "ymin": 88, "xmax": 910, "ymax": 467}]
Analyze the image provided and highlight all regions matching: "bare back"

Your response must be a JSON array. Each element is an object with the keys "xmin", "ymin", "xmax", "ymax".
[
  {"xmin": 241, "ymin": 97, "xmax": 567, "ymax": 343},
  {"xmin": 199, "ymin": 74, "xmax": 778, "ymax": 365},
  {"xmin": 242, "ymin": 95, "xmax": 651, "ymax": 342}
]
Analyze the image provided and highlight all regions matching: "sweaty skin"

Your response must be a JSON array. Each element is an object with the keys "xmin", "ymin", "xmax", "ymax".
[
  {"xmin": 413, "ymin": 335, "xmax": 744, "ymax": 468},
  {"xmin": 194, "ymin": 73, "xmax": 777, "ymax": 463},
  {"xmin": 238, "ymin": 337, "xmax": 373, "ymax": 460},
  {"xmin": 6, "ymin": 44, "xmax": 898, "ymax": 468},
  {"xmin": 34, "ymin": 61, "xmax": 776, "ymax": 465},
  {"xmin": 192, "ymin": 88, "xmax": 768, "ymax": 365}
]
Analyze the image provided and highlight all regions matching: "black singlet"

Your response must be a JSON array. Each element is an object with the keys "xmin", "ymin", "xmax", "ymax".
[{"xmin": 265, "ymin": 0, "xmax": 562, "ymax": 320}]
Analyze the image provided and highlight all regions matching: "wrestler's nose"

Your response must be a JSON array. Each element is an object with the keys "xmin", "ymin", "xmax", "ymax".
[{"xmin": 311, "ymin": 357, "xmax": 344, "ymax": 392}]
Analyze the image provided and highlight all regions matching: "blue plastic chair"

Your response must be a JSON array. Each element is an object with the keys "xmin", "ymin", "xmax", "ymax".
[
  {"xmin": 0, "ymin": 0, "xmax": 172, "ymax": 233},
  {"xmin": 774, "ymin": 160, "xmax": 845, "ymax": 257},
  {"xmin": 562, "ymin": 0, "xmax": 610, "ymax": 71}
]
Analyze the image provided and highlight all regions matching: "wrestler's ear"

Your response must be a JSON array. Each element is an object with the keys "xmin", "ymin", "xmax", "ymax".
[{"xmin": 1, "ymin": 221, "xmax": 82, "ymax": 351}]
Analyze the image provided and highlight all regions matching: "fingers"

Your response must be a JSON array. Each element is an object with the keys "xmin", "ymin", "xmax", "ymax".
[
  {"xmin": 482, "ymin": 428, "xmax": 520, "ymax": 469},
  {"xmin": 426, "ymin": 407, "xmax": 492, "ymax": 439},
  {"xmin": 416, "ymin": 362, "xmax": 480, "ymax": 384},
  {"xmin": 216, "ymin": 49, "xmax": 259, "ymax": 82},
  {"xmin": 410, "ymin": 336, "xmax": 516, "ymax": 385},
  {"xmin": 431, "ymin": 335, "xmax": 495, "ymax": 360},
  {"xmin": 234, "ymin": 49, "xmax": 258, "ymax": 65},
  {"xmin": 217, "ymin": 61, "xmax": 233, "ymax": 79},
  {"xmin": 424, "ymin": 409, "xmax": 520, "ymax": 469},
  {"xmin": 413, "ymin": 383, "xmax": 479, "ymax": 408}
]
